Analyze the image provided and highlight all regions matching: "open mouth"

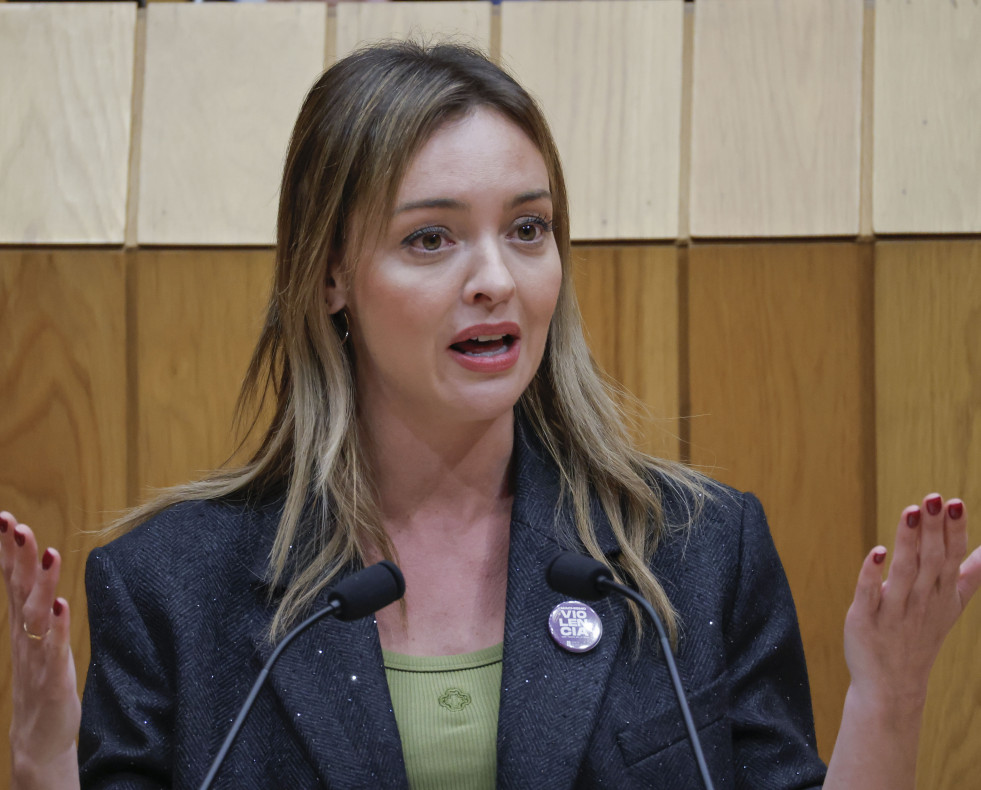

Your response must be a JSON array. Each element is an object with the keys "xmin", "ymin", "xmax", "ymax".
[{"xmin": 449, "ymin": 334, "xmax": 516, "ymax": 357}]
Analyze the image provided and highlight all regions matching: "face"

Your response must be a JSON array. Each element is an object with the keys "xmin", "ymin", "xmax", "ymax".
[{"xmin": 327, "ymin": 108, "xmax": 562, "ymax": 431}]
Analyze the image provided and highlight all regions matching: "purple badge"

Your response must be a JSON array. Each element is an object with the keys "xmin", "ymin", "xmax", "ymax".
[{"xmin": 548, "ymin": 600, "xmax": 602, "ymax": 653}]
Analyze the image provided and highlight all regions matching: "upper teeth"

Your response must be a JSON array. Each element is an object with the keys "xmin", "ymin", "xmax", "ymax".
[{"xmin": 471, "ymin": 335, "xmax": 505, "ymax": 342}]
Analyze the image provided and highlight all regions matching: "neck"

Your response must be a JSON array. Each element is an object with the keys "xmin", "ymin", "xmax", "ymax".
[{"xmin": 361, "ymin": 407, "xmax": 516, "ymax": 531}]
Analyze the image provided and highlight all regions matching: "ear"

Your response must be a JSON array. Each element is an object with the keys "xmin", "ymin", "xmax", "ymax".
[{"xmin": 324, "ymin": 264, "xmax": 349, "ymax": 315}]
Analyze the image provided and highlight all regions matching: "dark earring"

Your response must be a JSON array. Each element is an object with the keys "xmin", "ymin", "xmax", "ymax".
[{"xmin": 335, "ymin": 310, "xmax": 350, "ymax": 344}]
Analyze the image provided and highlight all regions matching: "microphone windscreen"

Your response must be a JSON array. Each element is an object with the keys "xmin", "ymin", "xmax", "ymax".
[
  {"xmin": 546, "ymin": 552, "xmax": 611, "ymax": 601},
  {"xmin": 328, "ymin": 561, "xmax": 406, "ymax": 621}
]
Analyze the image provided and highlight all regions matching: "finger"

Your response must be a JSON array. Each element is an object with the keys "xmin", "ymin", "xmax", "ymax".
[
  {"xmin": 8, "ymin": 522, "xmax": 40, "ymax": 612},
  {"xmin": 885, "ymin": 504, "xmax": 921, "ymax": 607},
  {"xmin": 957, "ymin": 543, "xmax": 981, "ymax": 608},
  {"xmin": 942, "ymin": 499, "xmax": 967, "ymax": 585},
  {"xmin": 912, "ymin": 493, "xmax": 947, "ymax": 599},
  {"xmin": 23, "ymin": 547, "xmax": 61, "ymax": 642},
  {"xmin": 0, "ymin": 510, "xmax": 17, "ymax": 581},
  {"xmin": 49, "ymin": 596, "xmax": 73, "ymax": 659},
  {"xmin": 853, "ymin": 545, "xmax": 888, "ymax": 615}
]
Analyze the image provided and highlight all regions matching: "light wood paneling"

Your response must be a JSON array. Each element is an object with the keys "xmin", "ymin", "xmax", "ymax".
[
  {"xmin": 0, "ymin": 4, "xmax": 135, "ymax": 243},
  {"xmin": 875, "ymin": 241, "xmax": 981, "ymax": 790},
  {"xmin": 135, "ymin": 250, "xmax": 274, "ymax": 493},
  {"xmin": 137, "ymin": 4, "xmax": 326, "ymax": 245},
  {"xmin": 688, "ymin": 243, "xmax": 874, "ymax": 761},
  {"xmin": 690, "ymin": 0, "xmax": 863, "ymax": 238},
  {"xmin": 502, "ymin": 1, "xmax": 684, "ymax": 241},
  {"xmin": 572, "ymin": 245, "xmax": 680, "ymax": 460},
  {"xmin": 335, "ymin": 1, "xmax": 491, "ymax": 60},
  {"xmin": 0, "ymin": 250, "xmax": 128, "ymax": 781},
  {"xmin": 873, "ymin": 1, "xmax": 981, "ymax": 234}
]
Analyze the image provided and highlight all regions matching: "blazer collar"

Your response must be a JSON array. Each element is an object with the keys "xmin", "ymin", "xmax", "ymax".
[
  {"xmin": 245, "ymin": 502, "xmax": 407, "ymax": 789},
  {"xmin": 245, "ymin": 419, "xmax": 625, "ymax": 788},
  {"xmin": 496, "ymin": 420, "xmax": 626, "ymax": 787}
]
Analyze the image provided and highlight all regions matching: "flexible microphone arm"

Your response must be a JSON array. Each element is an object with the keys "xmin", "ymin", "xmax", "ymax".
[
  {"xmin": 546, "ymin": 552, "xmax": 716, "ymax": 790},
  {"xmin": 198, "ymin": 560, "xmax": 406, "ymax": 790}
]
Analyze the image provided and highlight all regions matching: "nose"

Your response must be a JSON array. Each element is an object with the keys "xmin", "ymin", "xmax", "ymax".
[{"xmin": 463, "ymin": 238, "xmax": 516, "ymax": 306}]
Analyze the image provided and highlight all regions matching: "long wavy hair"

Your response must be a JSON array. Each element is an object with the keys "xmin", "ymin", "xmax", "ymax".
[{"xmin": 112, "ymin": 42, "xmax": 705, "ymax": 642}]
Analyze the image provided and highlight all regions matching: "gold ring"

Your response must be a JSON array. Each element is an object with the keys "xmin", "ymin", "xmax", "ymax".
[{"xmin": 23, "ymin": 621, "xmax": 50, "ymax": 641}]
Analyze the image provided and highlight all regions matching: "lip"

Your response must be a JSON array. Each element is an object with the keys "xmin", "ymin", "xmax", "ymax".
[
  {"xmin": 449, "ymin": 322, "xmax": 521, "ymax": 346},
  {"xmin": 448, "ymin": 321, "xmax": 521, "ymax": 373}
]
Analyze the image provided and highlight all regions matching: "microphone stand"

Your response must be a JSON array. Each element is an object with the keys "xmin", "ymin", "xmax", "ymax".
[
  {"xmin": 198, "ymin": 561, "xmax": 404, "ymax": 790},
  {"xmin": 547, "ymin": 553, "xmax": 716, "ymax": 790}
]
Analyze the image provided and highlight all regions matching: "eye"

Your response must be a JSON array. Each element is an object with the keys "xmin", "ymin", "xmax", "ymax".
[
  {"xmin": 420, "ymin": 232, "xmax": 443, "ymax": 251},
  {"xmin": 511, "ymin": 215, "xmax": 554, "ymax": 243},
  {"xmin": 402, "ymin": 226, "xmax": 451, "ymax": 254},
  {"xmin": 516, "ymin": 223, "xmax": 540, "ymax": 242}
]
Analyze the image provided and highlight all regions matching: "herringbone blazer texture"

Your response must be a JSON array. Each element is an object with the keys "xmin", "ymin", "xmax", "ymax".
[{"xmin": 79, "ymin": 426, "xmax": 827, "ymax": 789}]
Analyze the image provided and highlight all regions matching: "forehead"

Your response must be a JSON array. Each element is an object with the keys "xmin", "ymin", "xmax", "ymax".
[{"xmin": 395, "ymin": 108, "xmax": 550, "ymax": 201}]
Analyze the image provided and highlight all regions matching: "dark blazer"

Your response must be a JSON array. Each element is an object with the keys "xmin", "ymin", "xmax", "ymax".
[{"xmin": 79, "ymin": 426, "xmax": 827, "ymax": 789}]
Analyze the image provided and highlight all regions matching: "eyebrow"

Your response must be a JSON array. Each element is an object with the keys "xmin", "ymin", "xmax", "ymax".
[
  {"xmin": 394, "ymin": 197, "xmax": 467, "ymax": 214},
  {"xmin": 509, "ymin": 189, "xmax": 552, "ymax": 208},
  {"xmin": 393, "ymin": 189, "xmax": 552, "ymax": 215}
]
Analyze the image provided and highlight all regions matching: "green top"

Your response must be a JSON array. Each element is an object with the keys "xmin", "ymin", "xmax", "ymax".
[{"xmin": 383, "ymin": 643, "xmax": 504, "ymax": 790}]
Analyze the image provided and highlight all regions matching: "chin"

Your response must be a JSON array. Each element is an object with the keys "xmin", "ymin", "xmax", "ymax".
[{"xmin": 444, "ymin": 387, "xmax": 525, "ymax": 425}]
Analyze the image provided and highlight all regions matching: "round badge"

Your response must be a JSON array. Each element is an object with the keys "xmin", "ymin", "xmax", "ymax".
[{"xmin": 548, "ymin": 600, "xmax": 603, "ymax": 653}]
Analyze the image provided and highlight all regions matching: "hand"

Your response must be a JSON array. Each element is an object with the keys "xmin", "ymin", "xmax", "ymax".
[
  {"xmin": 844, "ymin": 494, "xmax": 981, "ymax": 709},
  {"xmin": 1, "ymin": 511, "xmax": 81, "ymax": 789}
]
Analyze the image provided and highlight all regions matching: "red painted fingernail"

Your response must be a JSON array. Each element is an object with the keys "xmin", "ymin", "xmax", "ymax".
[
  {"xmin": 907, "ymin": 509, "xmax": 921, "ymax": 528},
  {"xmin": 0, "ymin": 517, "xmax": 8, "ymax": 533},
  {"xmin": 13, "ymin": 527, "xmax": 25, "ymax": 547},
  {"xmin": 873, "ymin": 550, "xmax": 886, "ymax": 564},
  {"xmin": 926, "ymin": 495, "xmax": 942, "ymax": 516},
  {"xmin": 53, "ymin": 599, "xmax": 64, "ymax": 617},
  {"xmin": 948, "ymin": 502, "xmax": 964, "ymax": 520},
  {"xmin": 42, "ymin": 548, "xmax": 54, "ymax": 570}
]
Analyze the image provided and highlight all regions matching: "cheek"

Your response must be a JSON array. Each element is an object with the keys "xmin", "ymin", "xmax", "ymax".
[
  {"xmin": 350, "ymin": 268, "xmax": 446, "ymax": 348},
  {"xmin": 529, "ymin": 258, "xmax": 563, "ymax": 326}
]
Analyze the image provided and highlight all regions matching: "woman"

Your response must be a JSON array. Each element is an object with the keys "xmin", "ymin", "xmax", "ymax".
[{"xmin": 3, "ymin": 42, "xmax": 980, "ymax": 789}]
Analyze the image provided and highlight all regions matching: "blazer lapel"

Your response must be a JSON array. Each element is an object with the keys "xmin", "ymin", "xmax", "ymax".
[
  {"xmin": 245, "ymin": 522, "xmax": 408, "ymax": 789},
  {"xmin": 497, "ymin": 425, "xmax": 625, "ymax": 789}
]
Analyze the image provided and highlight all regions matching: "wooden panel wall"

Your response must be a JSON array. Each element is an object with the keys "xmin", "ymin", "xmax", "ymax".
[
  {"xmin": 688, "ymin": 243, "xmax": 875, "ymax": 757},
  {"xmin": 0, "ymin": 4, "xmax": 135, "ymax": 243},
  {"xmin": 4, "ymin": 1, "xmax": 981, "ymax": 243},
  {"xmin": 690, "ymin": 0, "xmax": 864, "ymax": 238},
  {"xmin": 572, "ymin": 246, "xmax": 681, "ymax": 461},
  {"xmin": 0, "ymin": 250, "xmax": 128, "ymax": 760},
  {"xmin": 137, "ymin": 4, "xmax": 326, "ymax": 245},
  {"xmin": 335, "ymin": 1, "xmax": 491, "ymax": 60},
  {"xmin": 1, "ymin": 3, "xmax": 980, "ymax": 789},
  {"xmin": 873, "ymin": 1, "xmax": 981, "ymax": 234},
  {"xmin": 875, "ymin": 241, "xmax": 981, "ymax": 788},
  {"xmin": 134, "ymin": 251, "xmax": 274, "ymax": 493},
  {"xmin": 501, "ymin": 1, "xmax": 684, "ymax": 240}
]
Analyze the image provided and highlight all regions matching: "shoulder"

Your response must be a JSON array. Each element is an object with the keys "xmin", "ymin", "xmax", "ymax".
[
  {"xmin": 648, "ymin": 471, "xmax": 781, "ymax": 612},
  {"xmin": 651, "ymin": 467, "xmax": 766, "ymax": 547},
  {"xmin": 86, "ymin": 495, "xmax": 283, "ymax": 604}
]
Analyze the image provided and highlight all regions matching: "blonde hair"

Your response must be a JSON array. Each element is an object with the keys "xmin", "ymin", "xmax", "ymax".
[{"xmin": 111, "ymin": 42, "xmax": 706, "ymax": 643}]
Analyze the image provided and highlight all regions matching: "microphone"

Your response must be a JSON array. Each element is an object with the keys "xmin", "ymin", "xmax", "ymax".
[
  {"xmin": 546, "ymin": 553, "xmax": 716, "ymax": 790},
  {"xmin": 198, "ymin": 561, "xmax": 405, "ymax": 790},
  {"xmin": 327, "ymin": 559, "xmax": 407, "ymax": 620}
]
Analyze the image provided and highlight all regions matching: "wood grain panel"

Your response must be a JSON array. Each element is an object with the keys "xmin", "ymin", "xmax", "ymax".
[
  {"xmin": 137, "ymin": 4, "xmax": 326, "ymax": 245},
  {"xmin": 875, "ymin": 241, "xmax": 981, "ymax": 790},
  {"xmin": 0, "ymin": 4, "xmax": 135, "ymax": 243},
  {"xmin": 0, "ymin": 250, "xmax": 127, "ymax": 781},
  {"xmin": 135, "ymin": 250, "xmax": 274, "ymax": 494},
  {"xmin": 688, "ymin": 243, "xmax": 874, "ymax": 761},
  {"xmin": 572, "ymin": 245, "xmax": 680, "ymax": 460},
  {"xmin": 335, "ymin": 1, "xmax": 491, "ymax": 61},
  {"xmin": 501, "ymin": 1, "xmax": 684, "ymax": 241},
  {"xmin": 873, "ymin": 0, "xmax": 981, "ymax": 234},
  {"xmin": 690, "ymin": 0, "xmax": 863, "ymax": 238}
]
